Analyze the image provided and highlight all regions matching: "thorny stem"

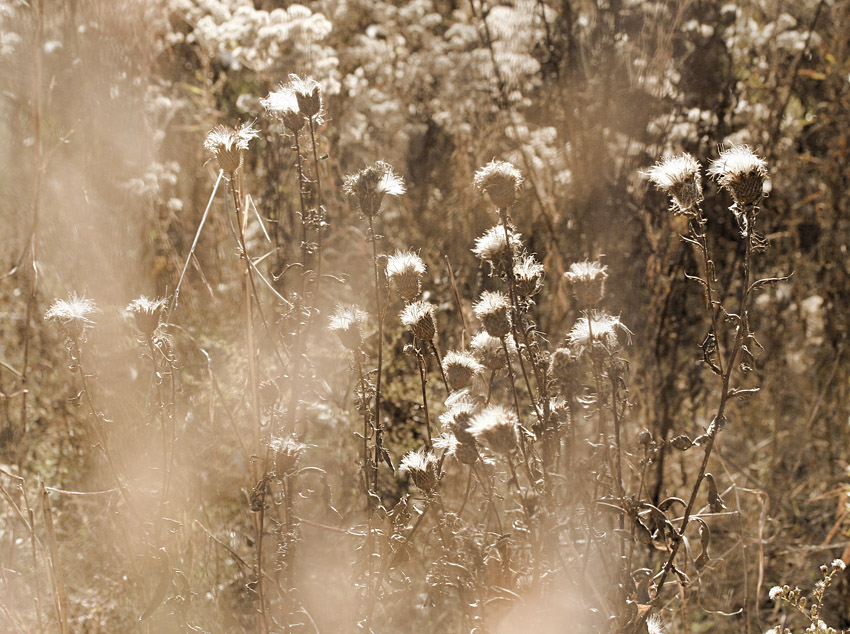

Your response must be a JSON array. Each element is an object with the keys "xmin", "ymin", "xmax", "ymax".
[
  {"xmin": 353, "ymin": 350, "xmax": 374, "ymax": 511},
  {"xmin": 640, "ymin": 203, "xmax": 759, "ymax": 631},
  {"xmin": 308, "ymin": 117, "xmax": 325, "ymax": 304},
  {"xmin": 368, "ymin": 215, "xmax": 385, "ymax": 498},
  {"xmin": 416, "ymin": 347, "xmax": 433, "ymax": 448}
]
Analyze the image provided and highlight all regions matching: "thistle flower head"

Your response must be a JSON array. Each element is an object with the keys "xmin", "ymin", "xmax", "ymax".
[
  {"xmin": 473, "ymin": 291, "xmax": 512, "ymax": 338},
  {"xmin": 260, "ymin": 85, "xmax": 303, "ymax": 132},
  {"xmin": 474, "ymin": 159, "xmax": 523, "ymax": 208},
  {"xmin": 400, "ymin": 300, "xmax": 437, "ymax": 342},
  {"xmin": 343, "ymin": 161, "xmax": 406, "ymax": 218},
  {"xmin": 470, "ymin": 331, "xmax": 516, "ymax": 371},
  {"xmin": 126, "ymin": 296, "xmax": 167, "ymax": 336},
  {"xmin": 287, "ymin": 73, "xmax": 322, "ymax": 119},
  {"xmin": 568, "ymin": 310, "xmax": 631, "ymax": 353},
  {"xmin": 45, "ymin": 294, "xmax": 98, "ymax": 341},
  {"xmin": 204, "ymin": 121, "xmax": 259, "ymax": 174},
  {"xmin": 442, "ymin": 350, "xmax": 483, "ymax": 392},
  {"xmin": 646, "ymin": 153, "xmax": 704, "ymax": 214},
  {"xmin": 708, "ymin": 145, "xmax": 768, "ymax": 205},
  {"xmin": 439, "ymin": 393, "xmax": 478, "ymax": 443},
  {"xmin": 399, "ymin": 448, "xmax": 438, "ymax": 492},
  {"xmin": 329, "ymin": 305, "xmax": 367, "ymax": 350},
  {"xmin": 437, "ymin": 431, "xmax": 479, "ymax": 464},
  {"xmin": 269, "ymin": 435, "xmax": 307, "ymax": 476},
  {"xmin": 564, "ymin": 260, "xmax": 608, "ymax": 307},
  {"xmin": 468, "ymin": 404, "xmax": 518, "ymax": 454},
  {"xmin": 513, "ymin": 255, "xmax": 544, "ymax": 298},
  {"xmin": 768, "ymin": 586, "xmax": 784, "ymax": 601},
  {"xmin": 549, "ymin": 347, "xmax": 582, "ymax": 390},
  {"xmin": 386, "ymin": 250, "xmax": 426, "ymax": 302},
  {"xmin": 472, "ymin": 224, "xmax": 523, "ymax": 274}
]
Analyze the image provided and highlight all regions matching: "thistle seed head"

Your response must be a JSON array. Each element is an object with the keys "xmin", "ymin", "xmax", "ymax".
[
  {"xmin": 329, "ymin": 305, "xmax": 367, "ymax": 350},
  {"xmin": 400, "ymin": 300, "xmax": 437, "ymax": 342},
  {"xmin": 708, "ymin": 145, "xmax": 768, "ymax": 205},
  {"xmin": 288, "ymin": 74, "xmax": 323, "ymax": 119},
  {"xmin": 439, "ymin": 396, "xmax": 478, "ymax": 445},
  {"xmin": 204, "ymin": 122, "xmax": 259, "ymax": 174},
  {"xmin": 260, "ymin": 85, "xmax": 304, "ymax": 132},
  {"xmin": 550, "ymin": 347, "xmax": 582, "ymax": 390},
  {"xmin": 513, "ymin": 255, "xmax": 544, "ymax": 298},
  {"xmin": 646, "ymin": 153, "xmax": 704, "ymax": 214},
  {"xmin": 470, "ymin": 331, "xmax": 516, "ymax": 371},
  {"xmin": 442, "ymin": 350, "xmax": 483, "ymax": 392},
  {"xmin": 472, "ymin": 224, "xmax": 522, "ymax": 274},
  {"xmin": 45, "ymin": 294, "xmax": 98, "ymax": 342},
  {"xmin": 386, "ymin": 250, "xmax": 426, "ymax": 302},
  {"xmin": 564, "ymin": 260, "xmax": 608, "ymax": 307},
  {"xmin": 269, "ymin": 436, "xmax": 307, "ymax": 476},
  {"xmin": 468, "ymin": 404, "xmax": 518, "ymax": 454},
  {"xmin": 568, "ymin": 310, "xmax": 631, "ymax": 353},
  {"xmin": 343, "ymin": 161, "xmax": 406, "ymax": 218},
  {"xmin": 126, "ymin": 296, "xmax": 167, "ymax": 336},
  {"xmin": 473, "ymin": 291, "xmax": 512, "ymax": 338},
  {"xmin": 399, "ymin": 448, "xmax": 438, "ymax": 492},
  {"xmin": 474, "ymin": 159, "xmax": 523, "ymax": 208}
]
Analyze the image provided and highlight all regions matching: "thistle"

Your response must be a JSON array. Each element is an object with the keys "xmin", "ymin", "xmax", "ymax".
[
  {"xmin": 260, "ymin": 84, "xmax": 304, "ymax": 133},
  {"xmin": 568, "ymin": 310, "xmax": 631, "ymax": 353},
  {"xmin": 204, "ymin": 122, "xmax": 259, "ymax": 174},
  {"xmin": 564, "ymin": 260, "xmax": 608, "ymax": 307},
  {"xmin": 269, "ymin": 436, "xmax": 307, "ymax": 477},
  {"xmin": 400, "ymin": 300, "xmax": 437, "ymax": 342},
  {"xmin": 474, "ymin": 159, "xmax": 523, "ymax": 208},
  {"xmin": 473, "ymin": 291, "xmax": 512, "ymax": 339},
  {"xmin": 386, "ymin": 250, "xmax": 426, "ymax": 302},
  {"xmin": 468, "ymin": 404, "xmax": 518, "ymax": 454},
  {"xmin": 513, "ymin": 255, "xmax": 544, "ymax": 299},
  {"xmin": 399, "ymin": 448, "xmax": 438, "ymax": 492},
  {"xmin": 343, "ymin": 161, "xmax": 406, "ymax": 218},
  {"xmin": 441, "ymin": 350, "xmax": 483, "ymax": 392},
  {"xmin": 288, "ymin": 74, "xmax": 322, "ymax": 120},
  {"xmin": 439, "ymin": 396, "xmax": 478, "ymax": 445},
  {"xmin": 329, "ymin": 305, "xmax": 367, "ymax": 350},
  {"xmin": 126, "ymin": 296, "xmax": 167, "ymax": 336},
  {"xmin": 470, "ymin": 331, "xmax": 516, "ymax": 371},
  {"xmin": 646, "ymin": 153, "xmax": 704, "ymax": 214},
  {"xmin": 472, "ymin": 224, "xmax": 523, "ymax": 274},
  {"xmin": 708, "ymin": 145, "xmax": 768, "ymax": 206},
  {"xmin": 45, "ymin": 294, "xmax": 98, "ymax": 342}
]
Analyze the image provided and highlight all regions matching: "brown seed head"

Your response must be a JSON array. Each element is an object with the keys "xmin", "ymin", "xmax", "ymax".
[
  {"xmin": 45, "ymin": 294, "xmax": 98, "ymax": 342},
  {"xmin": 329, "ymin": 305, "xmax": 367, "ymax": 350},
  {"xmin": 399, "ymin": 449, "xmax": 438, "ymax": 492},
  {"xmin": 386, "ymin": 250, "xmax": 426, "ymax": 302},
  {"xmin": 708, "ymin": 145, "xmax": 768, "ymax": 205},
  {"xmin": 472, "ymin": 224, "xmax": 522, "ymax": 274},
  {"xmin": 513, "ymin": 255, "xmax": 544, "ymax": 298},
  {"xmin": 400, "ymin": 300, "xmax": 437, "ymax": 342},
  {"xmin": 468, "ymin": 405, "xmax": 518, "ymax": 454},
  {"xmin": 473, "ymin": 291, "xmax": 512, "ymax": 339},
  {"xmin": 126, "ymin": 296, "xmax": 167, "ymax": 336},
  {"xmin": 343, "ymin": 161, "xmax": 406, "ymax": 218},
  {"xmin": 288, "ymin": 74, "xmax": 322, "ymax": 119},
  {"xmin": 646, "ymin": 153, "xmax": 704, "ymax": 214},
  {"xmin": 470, "ymin": 331, "xmax": 516, "ymax": 371},
  {"xmin": 564, "ymin": 260, "xmax": 608, "ymax": 307},
  {"xmin": 204, "ymin": 122, "xmax": 259, "ymax": 174},
  {"xmin": 442, "ymin": 350, "xmax": 483, "ymax": 392},
  {"xmin": 260, "ymin": 85, "xmax": 304, "ymax": 132},
  {"xmin": 474, "ymin": 159, "xmax": 523, "ymax": 208}
]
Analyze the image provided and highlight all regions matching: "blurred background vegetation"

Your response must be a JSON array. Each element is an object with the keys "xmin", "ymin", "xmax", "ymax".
[{"xmin": 1, "ymin": 0, "xmax": 849, "ymax": 632}]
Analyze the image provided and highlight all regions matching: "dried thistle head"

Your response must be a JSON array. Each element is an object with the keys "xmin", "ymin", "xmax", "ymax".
[
  {"xmin": 439, "ymin": 395, "xmax": 478, "ymax": 444},
  {"xmin": 399, "ymin": 448, "xmax": 438, "ymax": 492},
  {"xmin": 343, "ymin": 161, "xmax": 406, "ymax": 218},
  {"xmin": 442, "ymin": 350, "xmax": 482, "ymax": 392},
  {"xmin": 646, "ymin": 153, "xmax": 704, "ymax": 214},
  {"xmin": 260, "ymin": 85, "xmax": 304, "ymax": 133},
  {"xmin": 259, "ymin": 379, "xmax": 281, "ymax": 412},
  {"xmin": 549, "ymin": 347, "xmax": 582, "ymax": 391},
  {"xmin": 400, "ymin": 300, "xmax": 437, "ymax": 342},
  {"xmin": 513, "ymin": 255, "xmax": 544, "ymax": 298},
  {"xmin": 473, "ymin": 291, "xmax": 512, "ymax": 338},
  {"xmin": 474, "ymin": 159, "xmax": 523, "ymax": 209},
  {"xmin": 472, "ymin": 224, "xmax": 523, "ymax": 274},
  {"xmin": 329, "ymin": 305, "xmax": 367, "ymax": 350},
  {"xmin": 269, "ymin": 436, "xmax": 307, "ymax": 476},
  {"xmin": 564, "ymin": 260, "xmax": 608, "ymax": 307},
  {"xmin": 468, "ymin": 404, "xmax": 518, "ymax": 454},
  {"xmin": 708, "ymin": 145, "xmax": 768, "ymax": 206},
  {"xmin": 288, "ymin": 74, "xmax": 322, "ymax": 119},
  {"xmin": 470, "ymin": 331, "xmax": 516, "ymax": 371},
  {"xmin": 126, "ymin": 296, "xmax": 167, "ymax": 336},
  {"xmin": 45, "ymin": 294, "xmax": 98, "ymax": 342},
  {"xmin": 204, "ymin": 122, "xmax": 259, "ymax": 174},
  {"xmin": 386, "ymin": 250, "xmax": 426, "ymax": 302},
  {"xmin": 437, "ymin": 432, "xmax": 479, "ymax": 464},
  {"xmin": 568, "ymin": 310, "xmax": 631, "ymax": 354}
]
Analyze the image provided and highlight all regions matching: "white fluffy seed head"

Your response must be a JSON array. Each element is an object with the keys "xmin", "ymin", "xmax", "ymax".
[
  {"xmin": 329, "ymin": 305, "xmax": 367, "ymax": 350},
  {"xmin": 400, "ymin": 300, "xmax": 437, "ymax": 341},
  {"xmin": 204, "ymin": 122, "xmax": 259, "ymax": 173},
  {"xmin": 474, "ymin": 159, "xmax": 523, "ymax": 208},
  {"xmin": 45, "ymin": 294, "xmax": 98, "ymax": 342},
  {"xmin": 343, "ymin": 161, "xmax": 406, "ymax": 217},
  {"xmin": 399, "ymin": 448, "xmax": 438, "ymax": 492},
  {"xmin": 708, "ymin": 145, "xmax": 768, "ymax": 205},
  {"xmin": 442, "ymin": 350, "xmax": 483, "ymax": 392},
  {"xmin": 472, "ymin": 224, "xmax": 523, "ymax": 273},
  {"xmin": 564, "ymin": 260, "xmax": 608, "ymax": 307},
  {"xmin": 473, "ymin": 291, "xmax": 512, "ymax": 338},
  {"xmin": 468, "ymin": 404, "xmax": 518, "ymax": 454},
  {"xmin": 568, "ymin": 310, "xmax": 631, "ymax": 353},
  {"xmin": 387, "ymin": 250, "xmax": 426, "ymax": 301},
  {"xmin": 646, "ymin": 153, "xmax": 704, "ymax": 214}
]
